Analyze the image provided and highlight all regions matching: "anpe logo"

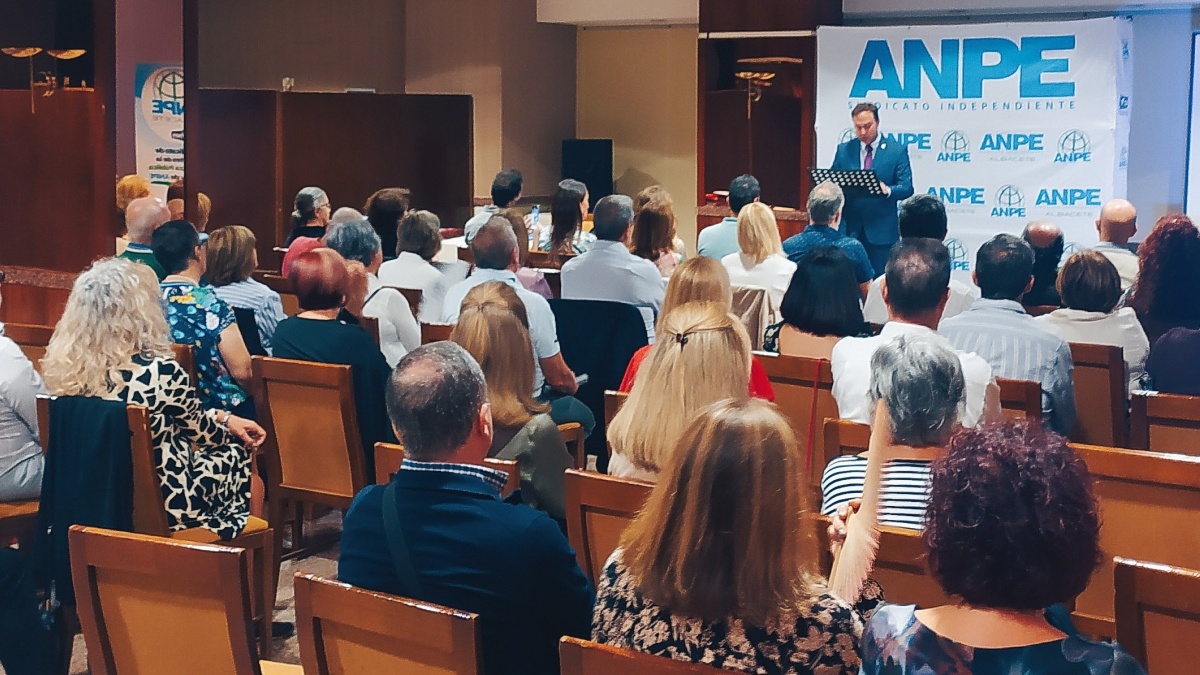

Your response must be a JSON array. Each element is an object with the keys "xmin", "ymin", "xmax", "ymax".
[
  {"xmin": 980, "ymin": 133, "xmax": 1044, "ymax": 151},
  {"xmin": 937, "ymin": 131, "xmax": 971, "ymax": 162},
  {"xmin": 928, "ymin": 186, "xmax": 985, "ymax": 205},
  {"xmin": 152, "ymin": 69, "xmax": 184, "ymax": 115},
  {"xmin": 1054, "ymin": 129, "xmax": 1091, "ymax": 163},
  {"xmin": 945, "ymin": 238, "xmax": 971, "ymax": 272},
  {"xmin": 882, "ymin": 132, "xmax": 932, "ymax": 150},
  {"xmin": 992, "ymin": 185, "xmax": 1026, "ymax": 218},
  {"xmin": 140, "ymin": 66, "xmax": 184, "ymax": 142},
  {"xmin": 1035, "ymin": 188, "xmax": 1101, "ymax": 207}
]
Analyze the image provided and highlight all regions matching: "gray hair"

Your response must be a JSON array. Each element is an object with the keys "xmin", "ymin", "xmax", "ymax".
[
  {"xmin": 806, "ymin": 181, "xmax": 845, "ymax": 225},
  {"xmin": 869, "ymin": 334, "xmax": 964, "ymax": 447},
  {"xmin": 124, "ymin": 197, "xmax": 170, "ymax": 244},
  {"xmin": 471, "ymin": 219, "xmax": 518, "ymax": 270},
  {"xmin": 385, "ymin": 342, "xmax": 488, "ymax": 460},
  {"xmin": 324, "ymin": 219, "xmax": 381, "ymax": 266},
  {"xmin": 592, "ymin": 194, "xmax": 635, "ymax": 241},
  {"xmin": 330, "ymin": 207, "xmax": 364, "ymax": 225}
]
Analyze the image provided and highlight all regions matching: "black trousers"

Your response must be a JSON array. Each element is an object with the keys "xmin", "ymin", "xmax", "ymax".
[{"xmin": 0, "ymin": 548, "xmax": 51, "ymax": 675}]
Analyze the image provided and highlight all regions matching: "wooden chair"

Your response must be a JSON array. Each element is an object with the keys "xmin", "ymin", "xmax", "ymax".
[
  {"xmin": 384, "ymin": 286, "xmax": 422, "ymax": 318},
  {"xmin": 457, "ymin": 246, "xmax": 475, "ymax": 266},
  {"xmin": 256, "ymin": 273, "xmax": 301, "ymax": 316},
  {"xmin": 1069, "ymin": 342, "xmax": 1128, "ymax": 448},
  {"xmin": 559, "ymin": 636, "xmax": 725, "ymax": 674},
  {"xmin": 603, "ymin": 390, "xmax": 628, "ymax": 428},
  {"xmin": 822, "ymin": 418, "xmax": 870, "ymax": 468},
  {"xmin": 359, "ymin": 315, "xmax": 381, "ymax": 348},
  {"xmin": 171, "ymin": 343, "xmax": 198, "ymax": 384},
  {"xmin": 1114, "ymin": 557, "xmax": 1200, "ymax": 674},
  {"xmin": 754, "ymin": 352, "xmax": 838, "ymax": 488},
  {"xmin": 542, "ymin": 269, "xmax": 562, "ymax": 299},
  {"xmin": 559, "ymin": 422, "xmax": 587, "ymax": 469},
  {"xmin": 1130, "ymin": 391, "xmax": 1200, "ymax": 456},
  {"xmin": 996, "ymin": 377, "xmax": 1042, "ymax": 420},
  {"xmin": 871, "ymin": 526, "xmax": 955, "ymax": 609},
  {"xmin": 1070, "ymin": 442, "xmax": 1200, "ymax": 639},
  {"xmin": 372, "ymin": 442, "xmax": 520, "ymax": 497},
  {"xmin": 68, "ymin": 525, "xmax": 299, "ymax": 675},
  {"xmin": 528, "ymin": 249, "xmax": 574, "ymax": 269},
  {"xmin": 295, "ymin": 574, "xmax": 481, "ymax": 674},
  {"xmin": 421, "ymin": 323, "xmax": 455, "ymax": 344},
  {"xmin": 5, "ymin": 322, "xmax": 53, "ymax": 371},
  {"xmin": 563, "ymin": 469, "xmax": 652, "ymax": 585}
]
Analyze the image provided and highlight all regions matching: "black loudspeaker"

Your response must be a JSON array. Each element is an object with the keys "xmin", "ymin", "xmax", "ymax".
[{"xmin": 562, "ymin": 139, "xmax": 613, "ymax": 211}]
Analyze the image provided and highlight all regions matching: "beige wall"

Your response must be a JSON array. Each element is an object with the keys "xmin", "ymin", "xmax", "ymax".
[{"xmin": 576, "ymin": 25, "xmax": 698, "ymax": 249}]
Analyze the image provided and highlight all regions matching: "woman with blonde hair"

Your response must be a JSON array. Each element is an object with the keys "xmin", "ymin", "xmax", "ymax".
[
  {"xmin": 42, "ymin": 258, "xmax": 267, "ymax": 540},
  {"xmin": 207, "ymin": 225, "xmax": 287, "ymax": 354},
  {"xmin": 630, "ymin": 189, "xmax": 683, "ymax": 277},
  {"xmin": 115, "ymin": 174, "xmax": 151, "ymax": 214},
  {"xmin": 722, "ymin": 201, "xmax": 797, "ymax": 309},
  {"xmin": 607, "ymin": 302, "xmax": 752, "ymax": 480},
  {"xmin": 594, "ymin": 399, "xmax": 882, "ymax": 671},
  {"xmin": 451, "ymin": 282, "xmax": 573, "ymax": 519}
]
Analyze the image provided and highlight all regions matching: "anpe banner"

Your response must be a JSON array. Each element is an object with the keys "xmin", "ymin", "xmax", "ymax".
[
  {"xmin": 816, "ymin": 18, "xmax": 1132, "ymax": 277},
  {"xmin": 134, "ymin": 63, "xmax": 185, "ymax": 200}
]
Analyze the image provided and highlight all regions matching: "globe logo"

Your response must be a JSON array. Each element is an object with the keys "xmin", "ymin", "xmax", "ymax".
[
  {"xmin": 942, "ymin": 131, "xmax": 970, "ymax": 153},
  {"xmin": 945, "ymin": 238, "xmax": 967, "ymax": 262},
  {"xmin": 840, "ymin": 128, "xmax": 855, "ymax": 144},
  {"xmin": 1058, "ymin": 130, "xmax": 1090, "ymax": 155},
  {"xmin": 995, "ymin": 185, "xmax": 1024, "ymax": 209},
  {"xmin": 154, "ymin": 69, "xmax": 184, "ymax": 102}
]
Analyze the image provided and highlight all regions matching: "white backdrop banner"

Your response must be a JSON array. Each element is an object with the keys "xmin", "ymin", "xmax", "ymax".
[
  {"xmin": 134, "ymin": 63, "xmax": 185, "ymax": 200},
  {"xmin": 816, "ymin": 18, "xmax": 1132, "ymax": 276}
]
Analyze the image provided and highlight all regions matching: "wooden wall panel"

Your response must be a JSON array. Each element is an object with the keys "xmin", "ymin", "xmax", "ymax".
[{"xmin": 699, "ymin": 0, "xmax": 842, "ymax": 33}]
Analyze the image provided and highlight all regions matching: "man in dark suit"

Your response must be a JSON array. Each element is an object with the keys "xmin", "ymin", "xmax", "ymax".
[
  {"xmin": 831, "ymin": 102, "xmax": 915, "ymax": 275},
  {"xmin": 339, "ymin": 341, "xmax": 594, "ymax": 674}
]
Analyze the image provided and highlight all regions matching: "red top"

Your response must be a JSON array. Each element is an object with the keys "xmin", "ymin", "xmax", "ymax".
[{"xmin": 618, "ymin": 344, "xmax": 776, "ymax": 402}]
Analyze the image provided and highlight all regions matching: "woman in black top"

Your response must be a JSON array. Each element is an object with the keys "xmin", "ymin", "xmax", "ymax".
[{"xmin": 285, "ymin": 186, "xmax": 331, "ymax": 245}]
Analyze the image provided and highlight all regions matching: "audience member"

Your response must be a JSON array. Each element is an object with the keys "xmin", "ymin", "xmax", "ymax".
[
  {"xmin": 286, "ymin": 186, "xmax": 330, "ymax": 245},
  {"xmin": 0, "ymin": 282, "xmax": 46, "ymax": 501},
  {"xmin": 153, "ymin": 220, "xmax": 255, "ymax": 417},
  {"xmin": 116, "ymin": 174, "xmax": 151, "ymax": 215},
  {"xmin": 339, "ymin": 342, "xmax": 593, "ymax": 675},
  {"xmin": 194, "ymin": 192, "xmax": 212, "ymax": 232},
  {"xmin": 608, "ymin": 302, "xmax": 751, "ymax": 481},
  {"xmin": 325, "ymin": 219, "xmax": 420, "ymax": 367},
  {"xmin": 281, "ymin": 235, "xmax": 323, "ymax": 277},
  {"xmin": 561, "ymin": 195, "xmax": 666, "ymax": 339},
  {"xmin": 593, "ymin": 398, "xmax": 882, "ymax": 672},
  {"xmin": 1128, "ymin": 213, "xmax": 1200, "ymax": 348},
  {"xmin": 166, "ymin": 179, "xmax": 186, "ymax": 220},
  {"xmin": 1147, "ymin": 326, "xmax": 1200, "ymax": 395},
  {"xmin": 378, "ymin": 210, "xmax": 451, "ymax": 323},
  {"xmin": 1093, "ymin": 198, "xmax": 1139, "ymax": 290},
  {"xmin": 698, "ymin": 174, "xmax": 759, "ymax": 259},
  {"xmin": 782, "ymin": 181, "xmax": 874, "ymax": 290},
  {"xmin": 540, "ymin": 178, "xmax": 595, "ymax": 262},
  {"xmin": 207, "ymin": 225, "xmax": 287, "ymax": 355},
  {"xmin": 1022, "ymin": 221, "xmax": 1065, "ymax": 308},
  {"xmin": 43, "ymin": 258, "xmax": 265, "ymax": 539},
  {"xmin": 834, "ymin": 239, "xmax": 996, "ymax": 428},
  {"xmin": 362, "ymin": 187, "xmax": 410, "ymax": 260},
  {"xmin": 330, "ymin": 207, "xmax": 363, "ymax": 225},
  {"xmin": 633, "ymin": 186, "xmax": 687, "ymax": 259},
  {"xmin": 1038, "ymin": 250, "xmax": 1148, "ymax": 395},
  {"xmin": 859, "ymin": 421, "xmax": 1145, "ymax": 675},
  {"xmin": 862, "ymin": 193, "xmax": 978, "ymax": 324},
  {"xmin": 119, "ymin": 196, "xmax": 171, "ymax": 280},
  {"xmin": 497, "ymin": 209, "xmax": 553, "ymax": 299},
  {"xmin": 451, "ymin": 282, "xmax": 573, "ymax": 520},
  {"xmin": 939, "ymin": 234, "xmax": 1077, "ymax": 434},
  {"xmin": 765, "ymin": 247, "xmax": 868, "ymax": 359},
  {"xmin": 721, "ymin": 201, "xmax": 796, "ymax": 309},
  {"xmin": 629, "ymin": 190, "xmax": 682, "ymax": 277},
  {"xmin": 465, "ymin": 169, "xmax": 522, "ymax": 243},
  {"xmin": 822, "ymin": 334, "xmax": 964, "ymax": 529}
]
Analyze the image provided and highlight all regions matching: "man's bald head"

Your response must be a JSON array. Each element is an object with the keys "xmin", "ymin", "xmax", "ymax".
[
  {"xmin": 471, "ymin": 218, "xmax": 519, "ymax": 270},
  {"xmin": 1022, "ymin": 221, "xmax": 1063, "ymax": 250},
  {"xmin": 125, "ymin": 197, "xmax": 171, "ymax": 244},
  {"xmin": 1097, "ymin": 199, "xmax": 1137, "ymax": 246}
]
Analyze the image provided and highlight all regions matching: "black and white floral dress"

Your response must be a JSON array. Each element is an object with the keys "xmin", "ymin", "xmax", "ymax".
[
  {"xmin": 108, "ymin": 354, "xmax": 250, "ymax": 540},
  {"xmin": 592, "ymin": 549, "xmax": 884, "ymax": 674}
]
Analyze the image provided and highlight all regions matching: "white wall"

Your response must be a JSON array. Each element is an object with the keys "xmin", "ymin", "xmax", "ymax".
[{"xmin": 539, "ymin": 0, "xmax": 696, "ymax": 26}]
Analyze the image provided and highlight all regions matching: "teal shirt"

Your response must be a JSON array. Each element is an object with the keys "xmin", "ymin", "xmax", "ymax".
[{"xmin": 697, "ymin": 217, "xmax": 739, "ymax": 260}]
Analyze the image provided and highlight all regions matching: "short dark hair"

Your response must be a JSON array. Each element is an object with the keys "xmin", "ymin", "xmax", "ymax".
[
  {"xmin": 471, "ymin": 219, "xmax": 518, "ymax": 270},
  {"xmin": 288, "ymin": 248, "xmax": 347, "ymax": 311},
  {"xmin": 151, "ymin": 220, "xmax": 200, "ymax": 275},
  {"xmin": 976, "ymin": 234, "xmax": 1035, "ymax": 300},
  {"xmin": 780, "ymin": 247, "xmax": 865, "ymax": 337},
  {"xmin": 491, "ymin": 169, "xmax": 523, "ymax": 207},
  {"xmin": 1058, "ymin": 250, "xmax": 1121, "ymax": 313},
  {"xmin": 899, "ymin": 194, "xmax": 948, "ymax": 240},
  {"xmin": 386, "ymin": 342, "xmax": 487, "ymax": 460},
  {"xmin": 363, "ymin": 187, "xmax": 410, "ymax": 250},
  {"xmin": 884, "ymin": 239, "xmax": 951, "ymax": 317},
  {"xmin": 166, "ymin": 178, "xmax": 185, "ymax": 202},
  {"xmin": 924, "ymin": 420, "xmax": 1101, "ymax": 610},
  {"xmin": 592, "ymin": 195, "xmax": 635, "ymax": 241},
  {"xmin": 729, "ymin": 174, "xmax": 761, "ymax": 214},
  {"xmin": 397, "ymin": 210, "xmax": 442, "ymax": 260},
  {"xmin": 851, "ymin": 102, "xmax": 879, "ymax": 122}
]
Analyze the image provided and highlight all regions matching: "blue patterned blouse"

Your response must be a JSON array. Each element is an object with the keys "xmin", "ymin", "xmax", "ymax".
[{"xmin": 160, "ymin": 281, "xmax": 247, "ymax": 412}]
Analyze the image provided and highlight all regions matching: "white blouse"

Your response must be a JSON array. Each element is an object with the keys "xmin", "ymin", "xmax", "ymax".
[
  {"xmin": 1036, "ymin": 306, "xmax": 1150, "ymax": 395},
  {"xmin": 721, "ymin": 253, "xmax": 797, "ymax": 310}
]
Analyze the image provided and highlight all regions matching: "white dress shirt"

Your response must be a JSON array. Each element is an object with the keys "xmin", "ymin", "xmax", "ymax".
[
  {"xmin": 831, "ymin": 321, "xmax": 995, "ymax": 428},
  {"xmin": 721, "ymin": 252, "xmax": 796, "ymax": 310},
  {"xmin": 363, "ymin": 274, "xmax": 421, "ymax": 368},
  {"xmin": 378, "ymin": 252, "xmax": 454, "ymax": 324},
  {"xmin": 862, "ymin": 276, "xmax": 979, "ymax": 326},
  {"xmin": 1092, "ymin": 242, "xmax": 1139, "ymax": 291},
  {"xmin": 0, "ymin": 326, "xmax": 47, "ymax": 480},
  {"xmin": 561, "ymin": 240, "xmax": 666, "ymax": 340},
  {"xmin": 1037, "ymin": 306, "xmax": 1149, "ymax": 395}
]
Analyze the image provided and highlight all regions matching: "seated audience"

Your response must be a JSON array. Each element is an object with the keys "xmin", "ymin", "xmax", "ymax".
[
  {"xmin": 782, "ymin": 181, "xmax": 874, "ymax": 290},
  {"xmin": 1037, "ymin": 250, "xmax": 1148, "ymax": 395},
  {"xmin": 940, "ymin": 234, "xmax": 1077, "ymax": 435},
  {"xmin": 281, "ymin": 235, "xmax": 324, "ymax": 277},
  {"xmin": 634, "ymin": 186, "xmax": 687, "ymax": 259},
  {"xmin": 822, "ymin": 334, "xmax": 964, "ymax": 529},
  {"xmin": 497, "ymin": 209, "xmax": 553, "ymax": 299},
  {"xmin": 629, "ymin": 189, "xmax": 682, "ymax": 277},
  {"xmin": 339, "ymin": 342, "xmax": 593, "ymax": 675},
  {"xmin": 362, "ymin": 187, "xmax": 409, "ymax": 261},
  {"xmin": 0, "ymin": 290, "xmax": 47, "ymax": 501},
  {"xmin": 620, "ymin": 256, "xmax": 775, "ymax": 401},
  {"xmin": 325, "ymin": 219, "xmax": 420, "ymax": 367},
  {"xmin": 698, "ymin": 173, "xmax": 759, "ymax": 259},
  {"xmin": 764, "ymin": 246, "xmax": 868, "ymax": 359},
  {"xmin": 1128, "ymin": 213, "xmax": 1200, "ymax": 348},
  {"xmin": 286, "ymin": 186, "xmax": 330, "ymax": 245},
  {"xmin": 539, "ymin": 178, "xmax": 595, "ymax": 261},
  {"xmin": 593, "ymin": 398, "xmax": 883, "ymax": 672},
  {"xmin": 153, "ymin": 220, "xmax": 255, "ymax": 417},
  {"xmin": 834, "ymin": 239, "xmax": 996, "ymax": 428},
  {"xmin": 608, "ymin": 302, "xmax": 751, "ymax": 481},
  {"xmin": 166, "ymin": 179, "xmax": 186, "ymax": 220},
  {"xmin": 207, "ymin": 225, "xmax": 287, "ymax": 355},
  {"xmin": 1147, "ymin": 326, "xmax": 1200, "ymax": 396},
  {"xmin": 1092, "ymin": 198, "xmax": 1139, "ymax": 290},
  {"xmin": 115, "ymin": 174, "xmax": 151, "ymax": 215},
  {"xmin": 194, "ymin": 193, "xmax": 212, "ymax": 232},
  {"xmin": 451, "ymin": 282, "xmax": 573, "ymax": 520},
  {"xmin": 273, "ymin": 249, "xmax": 396, "ymax": 470},
  {"xmin": 378, "ymin": 209, "xmax": 452, "ymax": 323},
  {"xmin": 118, "ymin": 196, "xmax": 171, "ymax": 280},
  {"xmin": 330, "ymin": 207, "xmax": 363, "ymax": 225},
  {"xmin": 43, "ymin": 258, "xmax": 265, "ymax": 539},
  {"xmin": 465, "ymin": 169, "xmax": 522, "ymax": 244},
  {"xmin": 1022, "ymin": 221, "xmax": 1065, "ymax": 308},
  {"xmin": 721, "ymin": 201, "xmax": 796, "ymax": 309},
  {"xmin": 860, "ymin": 421, "xmax": 1146, "ymax": 675},
  {"xmin": 863, "ymin": 194, "xmax": 978, "ymax": 324}
]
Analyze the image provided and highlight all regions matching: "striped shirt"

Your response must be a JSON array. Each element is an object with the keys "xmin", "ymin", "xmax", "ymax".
[
  {"xmin": 820, "ymin": 455, "xmax": 932, "ymax": 530},
  {"xmin": 212, "ymin": 278, "xmax": 288, "ymax": 355},
  {"xmin": 396, "ymin": 458, "xmax": 507, "ymax": 495}
]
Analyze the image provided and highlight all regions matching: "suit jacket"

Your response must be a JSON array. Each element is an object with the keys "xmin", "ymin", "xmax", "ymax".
[
  {"xmin": 831, "ymin": 137, "xmax": 914, "ymax": 246},
  {"xmin": 339, "ymin": 467, "xmax": 594, "ymax": 674}
]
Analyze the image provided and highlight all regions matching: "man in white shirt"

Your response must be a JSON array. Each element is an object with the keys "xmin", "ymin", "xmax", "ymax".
[
  {"xmin": 561, "ymin": 195, "xmax": 666, "ymax": 339},
  {"xmin": 863, "ymin": 194, "xmax": 978, "ymax": 325},
  {"xmin": 833, "ymin": 238, "xmax": 998, "ymax": 427},
  {"xmin": 1091, "ymin": 198, "xmax": 1139, "ymax": 290},
  {"xmin": 464, "ymin": 169, "xmax": 522, "ymax": 244},
  {"xmin": 698, "ymin": 174, "xmax": 759, "ymax": 259}
]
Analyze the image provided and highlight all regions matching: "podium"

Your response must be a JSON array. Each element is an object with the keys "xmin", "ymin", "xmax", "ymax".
[{"xmin": 809, "ymin": 168, "xmax": 886, "ymax": 196}]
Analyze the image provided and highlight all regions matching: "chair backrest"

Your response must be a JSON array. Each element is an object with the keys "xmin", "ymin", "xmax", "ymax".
[
  {"xmin": 232, "ymin": 307, "xmax": 268, "ymax": 357},
  {"xmin": 256, "ymin": 273, "xmax": 301, "ymax": 316},
  {"xmin": 563, "ymin": 469, "xmax": 652, "ymax": 585},
  {"xmin": 996, "ymin": 377, "xmax": 1042, "ymax": 420},
  {"xmin": 1130, "ymin": 391, "xmax": 1200, "ymax": 456},
  {"xmin": 822, "ymin": 418, "xmax": 870, "ymax": 467},
  {"xmin": 457, "ymin": 246, "xmax": 475, "ymax": 266},
  {"xmin": 126, "ymin": 405, "xmax": 173, "ymax": 537},
  {"xmin": 754, "ymin": 352, "xmax": 837, "ymax": 488},
  {"xmin": 385, "ymin": 286, "xmax": 422, "ymax": 318},
  {"xmin": 1114, "ymin": 558, "xmax": 1200, "ymax": 674},
  {"xmin": 372, "ymin": 442, "xmax": 520, "ymax": 497},
  {"xmin": 171, "ymin": 343, "xmax": 198, "ymax": 384},
  {"xmin": 603, "ymin": 390, "xmax": 628, "ymax": 429},
  {"xmin": 253, "ymin": 356, "xmax": 366, "ymax": 508},
  {"xmin": 559, "ymin": 636, "xmax": 725, "ymax": 674},
  {"xmin": 359, "ymin": 315, "xmax": 381, "ymax": 348},
  {"xmin": 730, "ymin": 285, "xmax": 772, "ymax": 350},
  {"xmin": 871, "ymin": 526, "xmax": 956, "ymax": 609},
  {"xmin": 295, "ymin": 574, "xmax": 481, "ymax": 675},
  {"xmin": 1070, "ymin": 442, "xmax": 1200, "ymax": 638},
  {"xmin": 528, "ymin": 249, "xmax": 573, "ymax": 269},
  {"xmin": 558, "ymin": 422, "xmax": 586, "ymax": 469},
  {"xmin": 69, "ymin": 525, "xmax": 261, "ymax": 675},
  {"xmin": 1069, "ymin": 342, "xmax": 1128, "ymax": 447},
  {"xmin": 5, "ymin": 322, "xmax": 54, "ymax": 371},
  {"xmin": 420, "ymin": 323, "xmax": 455, "ymax": 344}
]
